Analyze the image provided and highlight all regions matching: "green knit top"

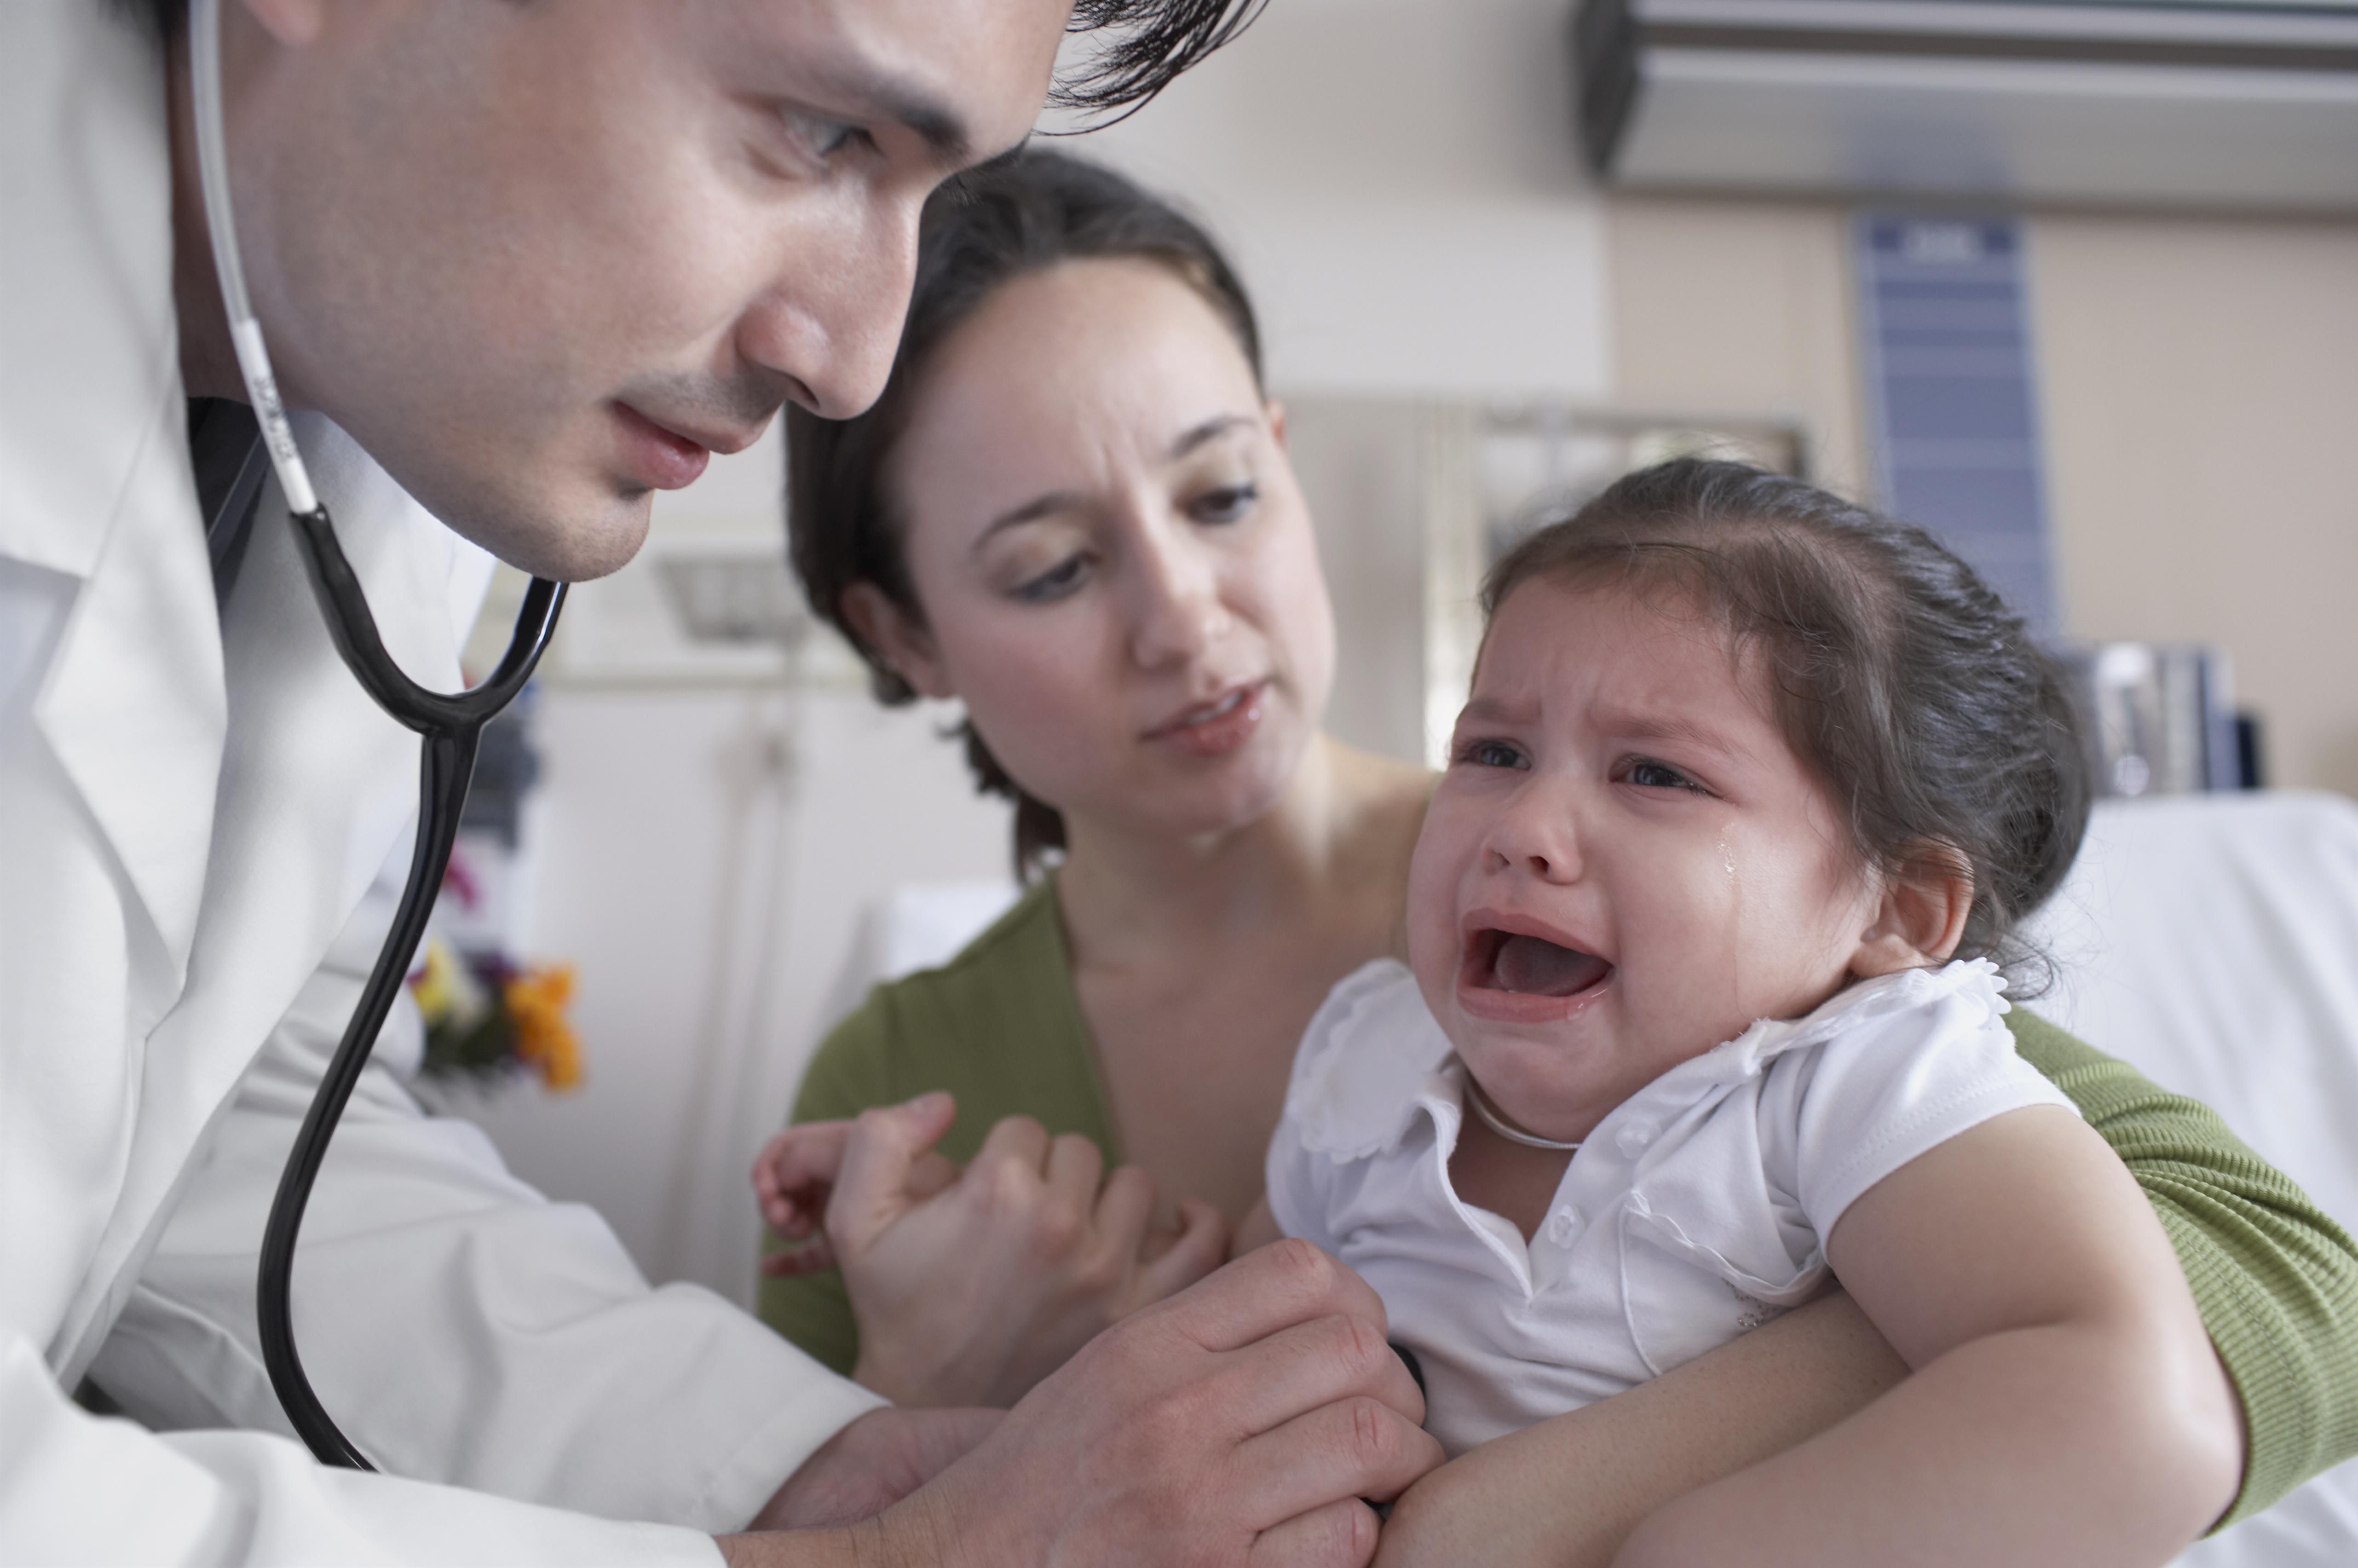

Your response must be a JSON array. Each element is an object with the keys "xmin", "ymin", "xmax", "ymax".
[{"xmin": 760, "ymin": 879, "xmax": 2358, "ymax": 1527}]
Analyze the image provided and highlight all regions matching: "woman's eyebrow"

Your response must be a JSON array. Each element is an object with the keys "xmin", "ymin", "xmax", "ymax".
[
  {"xmin": 974, "ymin": 491, "xmax": 1084, "ymax": 548},
  {"xmin": 969, "ymin": 415, "xmax": 1258, "ymax": 551},
  {"xmin": 1167, "ymin": 414, "xmax": 1256, "ymax": 461}
]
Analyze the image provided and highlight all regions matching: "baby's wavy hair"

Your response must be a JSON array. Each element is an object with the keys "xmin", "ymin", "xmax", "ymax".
[{"xmin": 1483, "ymin": 458, "xmax": 2090, "ymax": 990}]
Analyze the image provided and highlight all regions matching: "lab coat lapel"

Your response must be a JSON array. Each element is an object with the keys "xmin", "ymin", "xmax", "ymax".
[
  {"xmin": 54, "ymin": 416, "xmax": 494, "ymax": 1383},
  {"xmin": 0, "ymin": 2, "xmax": 225, "ymax": 997}
]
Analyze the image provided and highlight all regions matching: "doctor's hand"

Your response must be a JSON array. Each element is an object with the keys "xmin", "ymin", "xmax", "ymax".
[
  {"xmin": 749, "ymin": 1407, "xmax": 1003, "ymax": 1532},
  {"xmin": 794, "ymin": 1093, "xmax": 1232, "ymax": 1408},
  {"xmin": 721, "ymin": 1242, "xmax": 1438, "ymax": 1567}
]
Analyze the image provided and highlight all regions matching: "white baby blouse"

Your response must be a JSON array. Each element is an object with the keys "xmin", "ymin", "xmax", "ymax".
[{"xmin": 1264, "ymin": 957, "xmax": 2078, "ymax": 1457}]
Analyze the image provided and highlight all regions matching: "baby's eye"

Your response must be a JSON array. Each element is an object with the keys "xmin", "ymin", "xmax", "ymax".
[
  {"xmin": 1627, "ymin": 758, "xmax": 1704, "ymax": 793},
  {"xmin": 1455, "ymin": 738, "xmax": 1527, "ymax": 771}
]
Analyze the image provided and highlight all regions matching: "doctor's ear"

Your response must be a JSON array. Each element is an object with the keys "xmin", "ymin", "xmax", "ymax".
[
  {"xmin": 840, "ymin": 582, "xmax": 955, "ymax": 701},
  {"xmin": 1848, "ymin": 844, "xmax": 1975, "ymax": 980},
  {"xmin": 1266, "ymin": 399, "xmax": 1289, "ymax": 450}
]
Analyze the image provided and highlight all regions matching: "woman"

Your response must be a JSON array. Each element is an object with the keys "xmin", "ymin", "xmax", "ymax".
[{"xmin": 763, "ymin": 150, "xmax": 2356, "ymax": 1558}]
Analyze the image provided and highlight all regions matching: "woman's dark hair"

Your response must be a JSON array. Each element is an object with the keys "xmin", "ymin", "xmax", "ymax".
[
  {"xmin": 122, "ymin": 0, "xmax": 1263, "ymax": 117},
  {"xmin": 1483, "ymin": 458, "xmax": 2090, "ymax": 989},
  {"xmin": 788, "ymin": 150, "xmax": 1263, "ymax": 879}
]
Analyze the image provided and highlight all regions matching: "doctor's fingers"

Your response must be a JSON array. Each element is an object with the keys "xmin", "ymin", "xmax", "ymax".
[
  {"xmin": 1247, "ymin": 1498, "xmax": 1383, "ymax": 1568},
  {"xmin": 1230, "ymin": 1394, "xmax": 1444, "ymax": 1518},
  {"xmin": 1228, "ymin": 1391, "xmax": 1443, "ymax": 1535},
  {"xmin": 1149, "ymin": 1237, "xmax": 1395, "ymax": 1358},
  {"xmin": 1200, "ymin": 1308, "xmax": 1430, "ymax": 1439}
]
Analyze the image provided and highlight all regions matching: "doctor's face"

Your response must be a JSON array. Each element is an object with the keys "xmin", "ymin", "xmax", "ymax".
[
  {"xmin": 210, "ymin": 0, "xmax": 1067, "ymax": 579},
  {"xmin": 875, "ymin": 259, "xmax": 1337, "ymax": 848}
]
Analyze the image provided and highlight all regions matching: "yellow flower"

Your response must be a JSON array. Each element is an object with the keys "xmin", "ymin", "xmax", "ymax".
[
  {"xmin": 409, "ymin": 935, "xmax": 484, "ymax": 1029},
  {"xmin": 504, "ymin": 963, "xmax": 583, "ymax": 1092}
]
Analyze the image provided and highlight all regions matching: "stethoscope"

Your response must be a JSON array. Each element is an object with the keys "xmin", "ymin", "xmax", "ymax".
[{"xmin": 192, "ymin": 0, "xmax": 567, "ymax": 1470}]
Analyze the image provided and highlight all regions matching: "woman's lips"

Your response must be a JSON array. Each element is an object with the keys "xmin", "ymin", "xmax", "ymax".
[
  {"xmin": 1457, "ymin": 927, "xmax": 1614, "ymax": 1024},
  {"xmin": 612, "ymin": 403, "xmax": 712, "ymax": 490},
  {"xmin": 1146, "ymin": 681, "xmax": 1267, "ymax": 758}
]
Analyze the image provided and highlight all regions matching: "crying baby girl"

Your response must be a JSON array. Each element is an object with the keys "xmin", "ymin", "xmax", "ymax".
[{"xmin": 759, "ymin": 458, "xmax": 2233, "ymax": 1557}]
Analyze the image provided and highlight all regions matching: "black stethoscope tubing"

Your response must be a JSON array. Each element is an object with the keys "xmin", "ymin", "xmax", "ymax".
[{"xmin": 259, "ymin": 513, "xmax": 565, "ymax": 1470}]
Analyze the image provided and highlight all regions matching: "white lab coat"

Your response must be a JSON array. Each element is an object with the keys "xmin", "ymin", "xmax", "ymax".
[{"xmin": 0, "ymin": 5, "xmax": 884, "ymax": 1561}]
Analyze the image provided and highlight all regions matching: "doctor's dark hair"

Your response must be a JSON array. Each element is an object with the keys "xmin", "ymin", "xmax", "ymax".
[
  {"xmin": 120, "ymin": 0, "xmax": 1263, "ymax": 117},
  {"xmin": 787, "ymin": 150, "xmax": 1263, "ymax": 879},
  {"xmin": 1482, "ymin": 458, "xmax": 2090, "ymax": 989}
]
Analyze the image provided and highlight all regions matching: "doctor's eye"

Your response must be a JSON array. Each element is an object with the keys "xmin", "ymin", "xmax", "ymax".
[
  {"xmin": 1187, "ymin": 482, "xmax": 1259, "ymax": 525},
  {"xmin": 778, "ymin": 107, "xmax": 873, "ymax": 167}
]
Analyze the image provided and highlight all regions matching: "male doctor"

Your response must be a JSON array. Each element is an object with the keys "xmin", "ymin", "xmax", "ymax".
[{"xmin": 0, "ymin": 1, "xmax": 1441, "ymax": 1562}]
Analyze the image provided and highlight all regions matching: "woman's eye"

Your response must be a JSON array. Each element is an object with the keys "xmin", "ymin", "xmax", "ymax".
[
  {"xmin": 1014, "ymin": 554, "xmax": 1090, "ymax": 603},
  {"xmin": 1188, "ymin": 483, "xmax": 1258, "ymax": 525},
  {"xmin": 1455, "ymin": 738, "xmax": 1526, "ymax": 770},
  {"xmin": 1628, "ymin": 759, "xmax": 1702, "ymax": 793}
]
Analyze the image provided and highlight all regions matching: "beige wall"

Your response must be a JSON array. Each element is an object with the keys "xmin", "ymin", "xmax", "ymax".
[{"xmin": 1603, "ymin": 195, "xmax": 2358, "ymax": 797}]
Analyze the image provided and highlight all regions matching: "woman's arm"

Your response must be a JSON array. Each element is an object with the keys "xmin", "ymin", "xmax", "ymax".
[
  {"xmin": 2008, "ymin": 1010, "xmax": 2358, "ymax": 1524},
  {"xmin": 1620, "ymin": 1104, "xmax": 2241, "ymax": 1567}
]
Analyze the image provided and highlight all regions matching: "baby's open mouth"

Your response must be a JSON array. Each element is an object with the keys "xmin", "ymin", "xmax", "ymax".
[{"xmin": 1468, "ymin": 928, "xmax": 1614, "ymax": 998}]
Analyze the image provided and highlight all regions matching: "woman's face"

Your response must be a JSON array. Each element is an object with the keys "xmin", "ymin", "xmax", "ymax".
[{"xmin": 871, "ymin": 258, "xmax": 1336, "ymax": 842}]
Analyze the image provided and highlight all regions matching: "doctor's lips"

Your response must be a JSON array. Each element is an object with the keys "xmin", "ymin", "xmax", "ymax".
[
  {"xmin": 1144, "ymin": 680, "xmax": 1268, "ymax": 757},
  {"xmin": 611, "ymin": 402, "xmax": 766, "ymax": 490},
  {"xmin": 1458, "ymin": 915, "xmax": 1614, "ymax": 1023}
]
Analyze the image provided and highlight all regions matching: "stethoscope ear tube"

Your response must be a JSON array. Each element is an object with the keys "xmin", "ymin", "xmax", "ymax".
[{"xmin": 259, "ymin": 514, "xmax": 565, "ymax": 1470}]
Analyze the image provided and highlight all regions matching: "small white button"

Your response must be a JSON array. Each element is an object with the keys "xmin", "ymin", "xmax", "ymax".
[
  {"xmin": 1547, "ymin": 1207, "xmax": 1581, "ymax": 1243},
  {"xmin": 1615, "ymin": 1124, "xmax": 1654, "ymax": 1157}
]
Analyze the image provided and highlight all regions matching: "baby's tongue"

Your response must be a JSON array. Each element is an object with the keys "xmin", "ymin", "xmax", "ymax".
[{"xmin": 1493, "ymin": 934, "xmax": 1609, "ymax": 997}]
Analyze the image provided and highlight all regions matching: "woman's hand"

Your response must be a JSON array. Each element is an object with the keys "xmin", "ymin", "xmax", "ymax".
[
  {"xmin": 776, "ymin": 1092, "xmax": 1234, "ymax": 1407},
  {"xmin": 753, "ymin": 1106, "xmax": 957, "ymax": 1278}
]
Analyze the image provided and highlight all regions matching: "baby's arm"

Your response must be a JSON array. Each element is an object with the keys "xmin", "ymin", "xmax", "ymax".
[
  {"xmin": 1617, "ymin": 1104, "xmax": 2243, "ymax": 1567},
  {"xmin": 1376, "ymin": 1289, "xmax": 1906, "ymax": 1567}
]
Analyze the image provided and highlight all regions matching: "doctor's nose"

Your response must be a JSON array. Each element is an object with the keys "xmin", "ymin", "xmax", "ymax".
[{"xmin": 738, "ymin": 195, "xmax": 923, "ymax": 421}]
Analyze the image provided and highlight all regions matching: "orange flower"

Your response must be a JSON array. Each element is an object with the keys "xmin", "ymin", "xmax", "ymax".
[{"xmin": 504, "ymin": 963, "xmax": 583, "ymax": 1092}]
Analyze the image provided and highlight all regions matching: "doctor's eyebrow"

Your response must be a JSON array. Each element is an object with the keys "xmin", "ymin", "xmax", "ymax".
[{"xmin": 799, "ymin": 62, "xmax": 976, "ymax": 169}]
